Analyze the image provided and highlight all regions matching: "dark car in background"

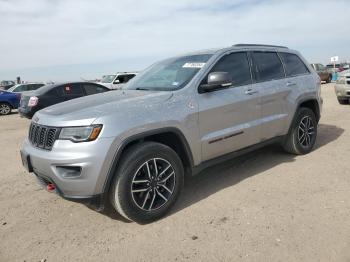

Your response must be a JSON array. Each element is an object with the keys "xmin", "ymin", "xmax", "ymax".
[
  {"xmin": 19, "ymin": 82, "xmax": 110, "ymax": 118},
  {"xmin": 0, "ymin": 90, "xmax": 21, "ymax": 115},
  {"xmin": 310, "ymin": 63, "xmax": 332, "ymax": 83},
  {"xmin": 0, "ymin": 80, "xmax": 16, "ymax": 90}
]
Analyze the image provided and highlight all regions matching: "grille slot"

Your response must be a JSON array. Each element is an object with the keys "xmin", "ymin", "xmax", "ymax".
[{"xmin": 28, "ymin": 123, "xmax": 59, "ymax": 150}]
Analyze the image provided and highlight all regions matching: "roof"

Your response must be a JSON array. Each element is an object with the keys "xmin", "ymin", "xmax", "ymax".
[{"xmin": 177, "ymin": 44, "xmax": 290, "ymax": 57}]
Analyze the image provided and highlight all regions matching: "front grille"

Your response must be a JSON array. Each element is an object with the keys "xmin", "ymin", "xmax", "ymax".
[{"xmin": 28, "ymin": 123, "xmax": 60, "ymax": 150}]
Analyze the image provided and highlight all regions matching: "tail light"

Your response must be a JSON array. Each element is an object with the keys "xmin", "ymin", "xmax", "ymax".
[
  {"xmin": 15, "ymin": 93, "xmax": 21, "ymax": 99},
  {"xmin": 28, "ymin": 96, "xmax": 39, "ymax": 107}
]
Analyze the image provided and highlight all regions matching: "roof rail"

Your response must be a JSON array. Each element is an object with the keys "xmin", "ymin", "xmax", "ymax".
[{"xmin": 233, "ymin": 44, "xmax": 288, "ymax": 49}]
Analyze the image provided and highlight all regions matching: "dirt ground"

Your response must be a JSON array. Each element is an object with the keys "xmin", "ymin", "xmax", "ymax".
[{"xmin": 0, "ymin": 83, "xmax": 349, "ymax": 262}]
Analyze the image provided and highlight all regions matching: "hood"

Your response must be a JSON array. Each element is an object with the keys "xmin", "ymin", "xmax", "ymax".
[{"xmin": 35, "ymin": 90, "xmax": 173, "ymax": 126}]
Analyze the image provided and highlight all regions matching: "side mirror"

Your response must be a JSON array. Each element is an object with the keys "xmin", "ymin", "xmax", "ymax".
[
  {"xmin": 199, "ymin": 72, "xmax": 232, "ymax": 93},
  {"xmin": 113, "ymin": 79, "xmax": 120, "ymax": 84}
]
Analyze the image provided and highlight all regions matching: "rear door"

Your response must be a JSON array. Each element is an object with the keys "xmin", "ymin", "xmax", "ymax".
[
  {"xmin": 250, "ymin": 51, "xmax": 287, "ymax": 140},
  {"xmin": 197, "ymin": 51, "xmax": 261, "ymax": 161}
]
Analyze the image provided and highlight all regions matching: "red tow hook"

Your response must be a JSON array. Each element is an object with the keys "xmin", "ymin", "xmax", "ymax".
[{"xmin": 47, "ymin": 183, "xmax": 55, "ymax": 192}]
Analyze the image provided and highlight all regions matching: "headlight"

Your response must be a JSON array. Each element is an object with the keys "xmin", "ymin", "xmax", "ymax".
[{"xmin": 58, "ymin": 125, "xmax": 102, "ymax": 142}]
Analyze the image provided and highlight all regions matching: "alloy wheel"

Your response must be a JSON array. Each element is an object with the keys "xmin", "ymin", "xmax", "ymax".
[
  {"xmin": 131, "ymin": 158, "xmax": 176, "ymax": 211},
  {"xmin": 0, "ymin": 104, "xmax": 10, "ymax": 115},
  {"xmin": 298, "ymin": 115, "xmax": 315, "ymax": 148}
]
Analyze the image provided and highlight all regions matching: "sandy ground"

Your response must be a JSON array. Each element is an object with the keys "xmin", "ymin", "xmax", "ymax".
[{"xmin": 0, "ymin": 83, "xmax": 349, "ymax": 262}]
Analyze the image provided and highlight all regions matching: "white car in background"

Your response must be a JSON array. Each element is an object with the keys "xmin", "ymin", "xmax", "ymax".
[
  {"xmin": 99, "ymin": 72, "xmax": 137, "ymax": 89},
  {"xmin": 335, "ymin": 70, "xmax": 350, "ymax": 104}
]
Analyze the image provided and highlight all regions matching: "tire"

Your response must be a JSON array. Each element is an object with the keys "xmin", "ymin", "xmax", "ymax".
[
  {"xmin": 110, "ymin": 142, "xmax": 184, "ymax": 223},
  {"xmin": 0, "ymin": 103, "xmax": 12, "ymax": 115},
  {"xmin": 337, "ymin": 98, "xmax": 349, "ymax": 105},
  {"xmin": 326, "ymin": 74, "xmax": 332, "ymax": 83},
  {"xmin": 283, "ymin": 107, "xmax": 317, "ymax": 155}
]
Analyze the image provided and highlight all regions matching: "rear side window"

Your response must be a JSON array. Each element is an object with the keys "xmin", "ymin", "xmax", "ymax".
[
  {"xmin": 209, "ymin": 52, "xmax": 251, "ymax": 87},
  {"xmin": 83, "ymin": 84, "xmax": 108, "ymax": 95},
  {"xmin": 15, "ymin": 85, "xmax": 27, "ymax": 92},
  {"xmin": 114, "ymin": 74, "xmax": 136, "ymax": 84},
  {"xmin": 58, "ymin": 83, "xmax": 84, "ymax": 96},
  {"xmin": 252, "ymin": 52, "xmax": 285, "ymax": 82},
  {"xmin": 280, "ymin": 53, "xmax": 309, "ymax": 77}
]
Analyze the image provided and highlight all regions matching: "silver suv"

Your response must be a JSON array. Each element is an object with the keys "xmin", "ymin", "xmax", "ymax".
[{"xmin": 20, "ymin": 44, "xmax": 322, "ymax": 223}]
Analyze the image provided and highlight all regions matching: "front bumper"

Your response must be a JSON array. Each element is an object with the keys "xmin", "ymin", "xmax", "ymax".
[
  {"xmin": 335, "ymin": 84, "xmax": 350, "ymax": 98},
  {"xmin": 20, "ymin": 136, "xmax": 117, "ymax": 199}
]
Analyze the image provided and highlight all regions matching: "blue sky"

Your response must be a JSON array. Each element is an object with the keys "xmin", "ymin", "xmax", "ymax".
[{"xmin": 0, "ymin": 0, "xmax": 349, "ymax": 82}]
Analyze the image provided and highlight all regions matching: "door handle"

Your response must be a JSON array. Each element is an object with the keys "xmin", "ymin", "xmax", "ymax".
[
  {"xmin": 286, "ymin": 82, "xmax": 296, "ymax": 87},
  {"xmin": 245, "ymin": 89, "xmax": 259, "ymax": 95}
]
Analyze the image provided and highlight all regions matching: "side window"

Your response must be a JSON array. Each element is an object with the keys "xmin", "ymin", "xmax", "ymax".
[
  {"xmin": 125, "ymin": 74, "xmax": 136, "ymax": 82},
  {"xmin": 280, "ymin": 53, "xmax": 310, "ymax": 77},
  {"xmin": 28, "ymin": 84, "xmax": 38, "ymax": 91},
  {"xmin": 114, "ymin": 74, "xmax": 135, "ymax": 84},
  {"xmin": 209, "ymin": 52, "xmax": 251, "ymax": 87},
  {"xmin": 16, "ymin": 85, "xmax": 27, "ymax": 92},
  {"xmin": 252, "ymin": 52, "xmax": 285, "ymax": 82},
  {"xmin": 83, "ymin": 84, "xmax": 107, "ymax": 95},
  {"xmin": 59, "ymin": 83, "xmax": 84, "ymax": 96}
]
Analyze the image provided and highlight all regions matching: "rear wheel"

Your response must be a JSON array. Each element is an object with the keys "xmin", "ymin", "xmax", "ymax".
[
  {"xmin": 283, "ymin": 107, "xmax": 317, "ymax": 155},
  {"xmin": 337, "ymin": 98, "xmax": 349, "ymax": 105},
  {"xmin": 0, "ymin": 103, "xmax": 11, "ymax": 115},
  {"xmin": 110, "ymin": 142, "xmax": 184, "ymax": 223}
]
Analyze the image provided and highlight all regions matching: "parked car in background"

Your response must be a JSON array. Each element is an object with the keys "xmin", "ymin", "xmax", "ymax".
[
  {"xmin": 100, "ymin": 72, "xmax": 137, "ymax": 89},
  {"xmin": 326, "ymin": 63, "xmax": 345, "ymax": 73},
  {"xmin": 0, "ymin": 80, "xmax": 16, "ymax": 90},
  {"xmin": 19, "ymin": 82, "xmax": 110, "ymax": 118},
  {"xmin": 7, "ymin": 83, "xmax": 45, "ymax": 93},
  {"xmin": 20, "ymin": 44, "xmax": 322, "ymax": 223},
  {"xmin": 335, "ymin": 70, "xmax": 350, "ymax": 104},
  {"xmin": 310, "ymin": 63, "xmax": 332, "ymax": 83},
  {"xmin": 0, "ymin": 90, "xmax": 21, "ymax": 115}
]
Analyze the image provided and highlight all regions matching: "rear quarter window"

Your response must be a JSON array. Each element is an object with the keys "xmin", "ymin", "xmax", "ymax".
[
  {"xmin": 280, "ymin": 53, "xmax": 310, "ymax": 77},
  {"xmin": 83, "ymin": 84, "xmax": 108, "ymax": 95}
]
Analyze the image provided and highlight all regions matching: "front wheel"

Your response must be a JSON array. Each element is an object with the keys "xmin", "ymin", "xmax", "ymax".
[
  {"xmin": 110, "ymin": 142, "xmax": 184, "ymax": 223},
  {"xmin": 283, "ymin": 107, "xmax": 317, "ymax": 155},
  {"xmin": 0, "ymin": 103, "xmax": 11, "ymax": 115},
  {"xmin": 338, "ymin": 98, "xmax": 349, "ymax": 105}
]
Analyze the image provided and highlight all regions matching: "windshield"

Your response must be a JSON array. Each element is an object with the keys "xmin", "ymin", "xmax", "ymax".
[
  {"xmin": 101, "ymin": 75, "xmax": 116, "ymax": 83},
  {"xmin": 124, "ymin": 54, "xmax": 213, "ymax": 91}
]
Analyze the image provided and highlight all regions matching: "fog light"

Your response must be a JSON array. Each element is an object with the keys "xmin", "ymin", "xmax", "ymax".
[{"xmin": 56, "ymin": 166, "xmax": 82, "ymax": 178}]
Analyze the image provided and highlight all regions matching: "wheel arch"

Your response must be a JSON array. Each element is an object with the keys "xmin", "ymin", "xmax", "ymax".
[
  {"xmin": 298, "ymin": 99, "xmax": 320, "ymax": 122},
  {"xmin": 102, "ymin": 127, "xmax": 194, "ymax": 196},
  {"xmin": 286, "ymin": 98, "xmax": 320, "ymax": 136},
  {"xmin": 0, "ymin": 101, "xmax": 14, "ymax": 109}
]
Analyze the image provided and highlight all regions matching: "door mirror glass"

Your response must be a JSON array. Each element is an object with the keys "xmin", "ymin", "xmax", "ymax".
[{"xmin": 199, "ymin": 72, "xmax": 232, "ymax": 93}]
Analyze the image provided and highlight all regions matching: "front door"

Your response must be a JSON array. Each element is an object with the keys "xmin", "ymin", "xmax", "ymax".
[{"xmin": 197, "ymin": 52, "xmax": 262, "ymax": 162}]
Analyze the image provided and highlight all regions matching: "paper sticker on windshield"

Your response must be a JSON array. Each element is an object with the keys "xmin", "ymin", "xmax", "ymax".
[{"xmin": 182, "ymin": 62, "xmax": 206, "ymax": 68}]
